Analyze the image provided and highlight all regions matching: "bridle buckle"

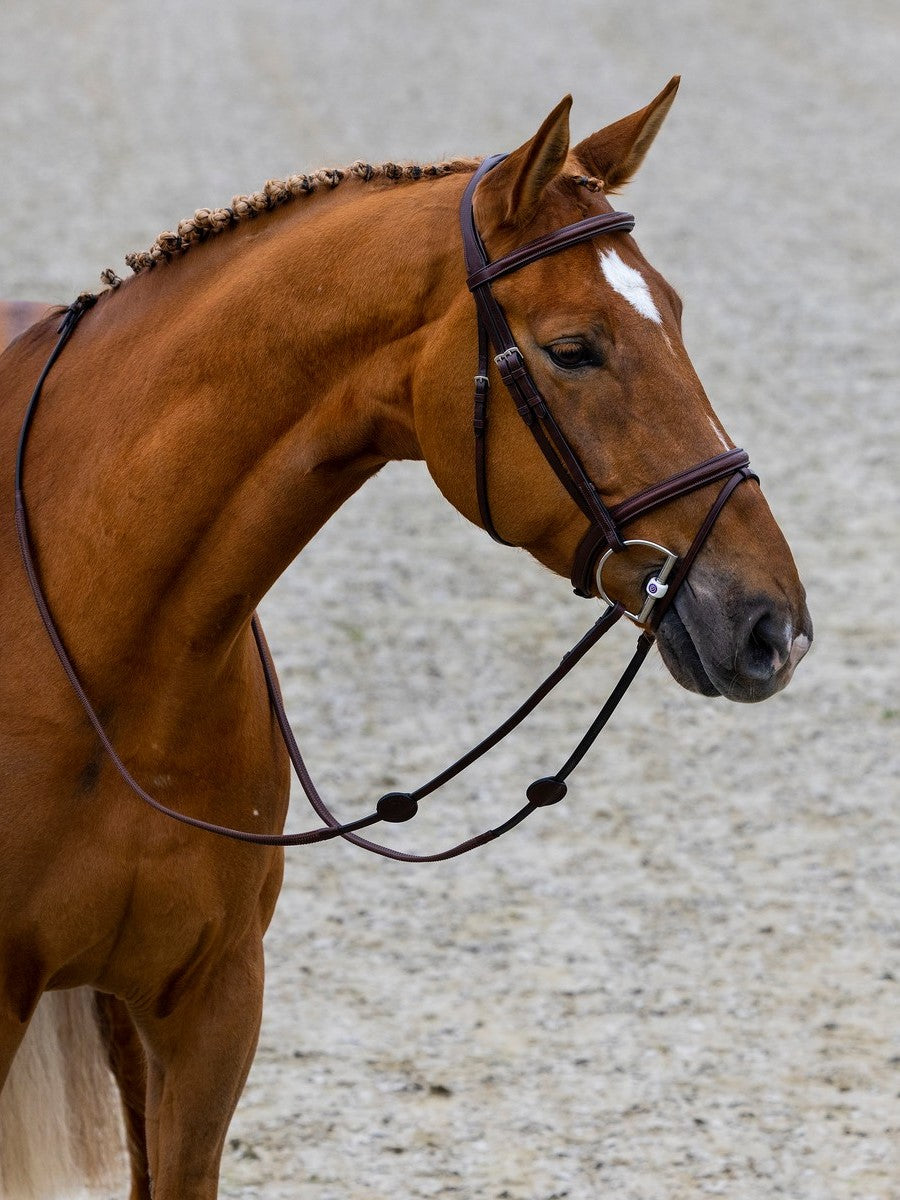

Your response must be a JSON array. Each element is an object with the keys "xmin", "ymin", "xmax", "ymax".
[{"xmin": 596, "ymin": 539, "xmax": 679, "ymax": 624}]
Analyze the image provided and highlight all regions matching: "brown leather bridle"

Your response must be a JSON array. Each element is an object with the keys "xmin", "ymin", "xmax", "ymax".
[
  {"xmin": 461, "ymin": 154, "xmax": 753, "ymax": 601},
  {"xmin": 14, "ymin": 156, "xmax": 754, "ymax": 862}
]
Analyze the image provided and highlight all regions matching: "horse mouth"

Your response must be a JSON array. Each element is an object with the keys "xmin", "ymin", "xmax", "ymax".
[
  {"xmin": 655, "ymin": 601, "xmax": 722, "ymax": 698},
  {"xmin": 655, "ymin": 582, "xmax": 812, "ymax": 704}
]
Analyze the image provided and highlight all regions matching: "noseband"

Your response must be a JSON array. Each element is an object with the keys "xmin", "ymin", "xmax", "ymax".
[{"xmin": 15, "ymin": 156, "xmax": 754, "ymax": 862}]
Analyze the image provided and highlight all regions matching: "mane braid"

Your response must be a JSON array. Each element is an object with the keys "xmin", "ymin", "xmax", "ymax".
[
  {"xmin": 101, "ymin": 159, "xmax": 606, "ymax": 286},
  {"xmin": 121, "ymin": 157, "xmax": 478, "ymax": 276}
]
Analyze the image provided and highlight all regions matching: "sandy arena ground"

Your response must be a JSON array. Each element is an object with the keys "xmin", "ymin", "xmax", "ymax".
[{"xmin": 1, "ymin": 1, "xmax": 898, "ymax": 1197}]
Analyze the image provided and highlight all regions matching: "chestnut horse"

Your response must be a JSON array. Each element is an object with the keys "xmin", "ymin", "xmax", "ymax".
[{"xmin": 0, "ymin": 80, "xmax": 811, "ymax": 1198}]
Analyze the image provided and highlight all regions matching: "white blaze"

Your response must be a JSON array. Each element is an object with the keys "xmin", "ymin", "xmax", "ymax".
[
  {"xmin": 707, "ymin": 414, "xmax": 730, "ymax": 450},
  {"xmin": 599, "ymin": 249, "xmax": 662, "ymax": 323}
]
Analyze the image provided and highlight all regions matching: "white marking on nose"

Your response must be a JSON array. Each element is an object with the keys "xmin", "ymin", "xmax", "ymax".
[
  {"xmin": 788, "ymin": 633, "xmax": 810, "ymax": 671},
  {"xmin": 599, "ymin": 249, "xmax": 662, "ymax": 323}
]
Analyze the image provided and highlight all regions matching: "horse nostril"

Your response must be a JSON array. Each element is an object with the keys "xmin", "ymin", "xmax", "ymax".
[{"xmin": 743, "ymin": 610, "xmax": 792, "ymax": 679}]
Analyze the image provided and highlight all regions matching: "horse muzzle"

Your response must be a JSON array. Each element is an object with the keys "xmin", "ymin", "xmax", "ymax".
[{"xmin": 655, "ymin": 572, "xmax": 813, "ymax": 703}]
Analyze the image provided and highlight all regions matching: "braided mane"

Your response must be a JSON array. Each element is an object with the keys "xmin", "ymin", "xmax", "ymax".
[
  {"xmin": 110, "ymin": 158, "xmax": 476, "ymax": 281},
  {"xmin": 98, "ymin": 157, "xmax": 605, "ymax": 287}
]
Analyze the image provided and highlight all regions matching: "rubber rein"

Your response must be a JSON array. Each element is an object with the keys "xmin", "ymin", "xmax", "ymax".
[{"xmin": 14, "ymin": 155, "xmax": 754, "ymax": 862}]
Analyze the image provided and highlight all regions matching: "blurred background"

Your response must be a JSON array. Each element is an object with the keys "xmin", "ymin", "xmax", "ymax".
[{"xmin": 2, "ymin": 2, "xmax": 897, "ymax": 1197}]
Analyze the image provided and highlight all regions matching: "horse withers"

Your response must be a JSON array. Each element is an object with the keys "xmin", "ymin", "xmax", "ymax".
[{"xmin": 0, "ymin": 79, "xmax": 810, "ymax": 1198}]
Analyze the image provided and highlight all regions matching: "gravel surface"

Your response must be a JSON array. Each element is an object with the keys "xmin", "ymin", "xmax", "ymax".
[{"xmin": 2, "ymin": 2, "xmax": 898, "ymax": 1197}]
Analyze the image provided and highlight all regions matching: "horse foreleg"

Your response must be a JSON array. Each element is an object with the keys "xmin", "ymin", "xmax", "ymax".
[
  {"xmin": 136, "ymin": 938, "xmax": 266, "ymax": 1200},
  {"xmin": 95, "ymin": 991, "xmax": 151, "ymax": 1200},
  {"xmin": 0, "ymin": 1008, "xmax": 28, "ymax": 1094}
]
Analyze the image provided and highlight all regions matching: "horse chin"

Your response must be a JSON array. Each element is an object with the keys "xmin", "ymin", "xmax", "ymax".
[{"xmin": 655, "ymin": 604, "xmax": 723, "ymax": 698}]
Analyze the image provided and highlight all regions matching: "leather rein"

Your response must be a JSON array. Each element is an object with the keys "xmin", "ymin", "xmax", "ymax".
[{"xmin": 14, "ymin": 155, "xmax": 754, "ymax": 862}]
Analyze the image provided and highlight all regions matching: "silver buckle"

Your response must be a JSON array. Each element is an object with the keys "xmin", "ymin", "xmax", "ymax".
[{"xmin": 596, "ymin": 539, "xmax": 679, "ymax": 624}]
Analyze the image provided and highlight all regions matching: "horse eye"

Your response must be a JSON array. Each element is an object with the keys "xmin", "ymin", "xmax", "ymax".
[{"xmin": 547, "ymin": 340, "xmax": 598, "ymax": 370}]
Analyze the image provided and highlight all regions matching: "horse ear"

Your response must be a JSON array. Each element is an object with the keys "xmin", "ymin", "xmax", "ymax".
[
  {"xmin": 573, "ymin": 76, "xmax": 680, "ymax": 192},
  {"xmin": 475, "ymin": 95, "xmax": 573, "ymax": 229}
]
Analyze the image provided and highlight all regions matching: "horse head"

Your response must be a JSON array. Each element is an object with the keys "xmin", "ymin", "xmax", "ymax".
[{"xmin": 418, "ymin": 80, "xmax": 811, "ymax": 703}]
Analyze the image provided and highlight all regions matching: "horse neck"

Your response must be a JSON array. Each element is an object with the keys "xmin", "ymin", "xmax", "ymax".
[{"xmin": 29, "ymin": 174, "xmax": 469, "ymax": 688}]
